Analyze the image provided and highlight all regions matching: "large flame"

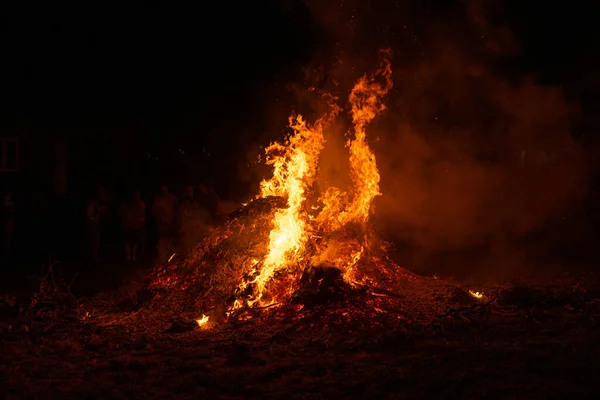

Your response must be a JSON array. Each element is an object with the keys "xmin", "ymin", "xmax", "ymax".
[
  {"xmin": 314, "ymin": 52, "xmax": 393, "ymax": 232},
  {"xmin": 232, "ymin": 50, "xmax": 393, "ymax": 309},
  {"xmin": 252, "ymin": 115, "xmax": 329, "ymax": 304},
  {"xmin": 345, "ymin": 49, "xmax": 393, "ymax": 224}
]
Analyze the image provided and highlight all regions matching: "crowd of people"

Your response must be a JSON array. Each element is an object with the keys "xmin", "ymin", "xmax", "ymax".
[
  {"xmin": 85, "ymin": 183, "xmax": 221, "ymax": 264},
  {"xmin": 0, "ymin": 183, "xmax": 224, "ymax": 267}
]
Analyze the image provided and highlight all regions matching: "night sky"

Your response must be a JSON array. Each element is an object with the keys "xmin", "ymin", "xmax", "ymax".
[
  {"xmin": 1, "ymin": 2, "xmax": 313, "ymax": 122},
  {"xmin": 1, "ymin": 0, "xmax": 600, "ymax": 195}
]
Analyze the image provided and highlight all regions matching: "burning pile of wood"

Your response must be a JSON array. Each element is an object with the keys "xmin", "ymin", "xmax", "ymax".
[
  {"xmin": 71, "ymin": 50, "xmax": 493, "ymax": 333},
  {"xmin": 146, "ymin": 196, "xmax": 286, "ymax": 314},
  {"xmin": 77, "ymin": 50, "xmax": 455, "ymax": 331}
]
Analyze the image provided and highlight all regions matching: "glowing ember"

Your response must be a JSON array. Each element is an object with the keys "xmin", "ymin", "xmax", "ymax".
[
  {"xmin": 196, "ymin": 314, "xmax": 209, "ymax": 326},
  {"xmin": 168, "ymin": 253, "xmax": 176, "ymax": 262},
  {"xmin": 469, "ymin": 290, "xmax": 484, "ymax": 299}
]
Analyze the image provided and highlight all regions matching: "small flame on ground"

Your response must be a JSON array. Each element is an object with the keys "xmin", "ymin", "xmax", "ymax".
[
  {"xmin": 196, "ymin": 314, "xmax": 209, "ymax": 326},
  {"xmin": 469, "ymin": 290, "xmax": 484, "ymax": 299}
]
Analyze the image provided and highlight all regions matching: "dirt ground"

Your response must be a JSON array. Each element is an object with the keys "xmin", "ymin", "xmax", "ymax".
[{"xmin": 1, "ymin": 267, "xmax": 600, "ymax": 400}]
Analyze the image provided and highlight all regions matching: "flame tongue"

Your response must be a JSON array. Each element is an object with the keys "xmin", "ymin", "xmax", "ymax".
[
  {"xmin": 346, "ymin": 50, "xmax": 393, "ymax": 224},
  {"xmin": 315, "ymin": 51, "xmax": 394, "ymax": 232}
]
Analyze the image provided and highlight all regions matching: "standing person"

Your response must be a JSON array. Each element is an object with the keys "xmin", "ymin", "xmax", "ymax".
[
  {"xmin": 179, "ymin": 184, "xmax": 211, "ymax": 253},
  {"xmin": 179, "ymin": 185, "xmax": 195, "ymax": 225},
  {"xmin": 122, "ymin": 190, "xmax": 146, "ymax": 261},
  {"xmin": 590, "ymin": 187, "xmax": 600, "ymax": 242},
  {"xmin": 31, "ymin": 189, "xmax": 50, "ymax": 261},
  {"xmin": 182, "ymin": 184, "xmax": 194, "ymax": 205},
  {"xmin": 85, "ymin": 195, "xmax": 100, "ymax": 262},
  {"xmin": 1, "ymin": 189, "xmax": 16, "ymax": 261},
  {"xmin": 152, "ymin": 184, "xmax": 178, "ymax": 262},
  {"xmin": 96, "ymin": 184, "xmax": 112, "ymax": 259},
  {"xmin": 198, "ymin": 184, "xmax": 219, "ymax": 221}
]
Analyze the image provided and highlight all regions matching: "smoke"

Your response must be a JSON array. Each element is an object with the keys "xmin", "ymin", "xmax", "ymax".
[
  {"xmin": 297, "ymin": 0, "xmax": 591, "ymax": 273},
  {"xmin": 230, "ymin": 0, "xmax": 591, "ymax": 278},
  {"xmin": 374, "ymin": 45, "xmax": 586, "ymax": 250}
]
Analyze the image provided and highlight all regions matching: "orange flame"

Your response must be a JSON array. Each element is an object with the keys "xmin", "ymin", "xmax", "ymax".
[
  {"xmin": 346, "ymin": 49, "xmax": 393, "ymax": 224},
  {"xmin": 232, "ymin": 50, "xmax": 392, "ymax": 309},
  {"xmin": 469, "ymin": 290, "xmax": 484, "ymax": 300},
  {"xmin": 316, "ymin": 50, "xmax": 393, "ymax": 231},
  {"xmin": 250, "ymin": 112, "xmax": 338, "ymax": 305}
]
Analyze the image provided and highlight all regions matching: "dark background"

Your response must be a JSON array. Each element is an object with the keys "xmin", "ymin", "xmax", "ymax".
[
  {"xmin": 0, "ymin": 1, "xmax": 316, "ymax": 196},
  {"xmin": 2, "ymin": 1, "xmax": 599, "ymax": 191},
  {"xmin": 1, "ymin": 0, "xmax": 600, "ymax": 272}
]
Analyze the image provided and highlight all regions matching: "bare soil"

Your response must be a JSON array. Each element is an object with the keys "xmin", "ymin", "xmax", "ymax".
[{"xmin": 1, "ymin": 269, "xmax": 600, "ymax": 399}]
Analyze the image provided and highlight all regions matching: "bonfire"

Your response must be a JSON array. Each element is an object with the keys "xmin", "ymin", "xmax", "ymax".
[{"xmin": 83, "ymin": 50, "xmax": 483, "ymax": 333}]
